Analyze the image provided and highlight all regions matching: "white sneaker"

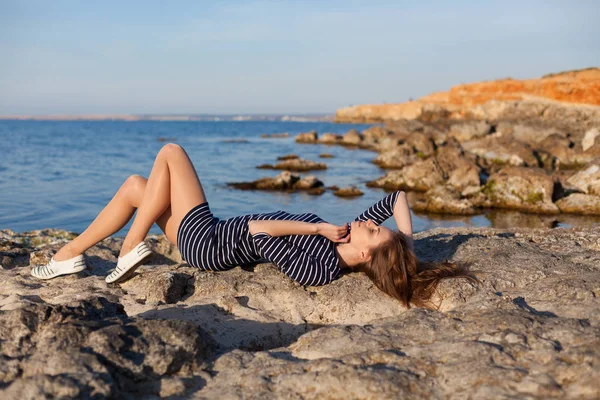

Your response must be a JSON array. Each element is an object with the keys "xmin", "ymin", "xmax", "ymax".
[
  {"xmin": 105, "ymin": 241, "xmax": 152, "ymax": 284},
  {"xmin": 31, "ymin": 254, "xmax": 87, "ymax": 280}
]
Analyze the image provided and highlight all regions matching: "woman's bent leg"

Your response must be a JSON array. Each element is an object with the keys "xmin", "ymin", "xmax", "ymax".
[
  {"xmin": 119, "ymin": 143, "xmax": 206, "ymax": 257},
  {"xmin": 53, "ymin": 175, "xmax": 145, "ymax": 261}
]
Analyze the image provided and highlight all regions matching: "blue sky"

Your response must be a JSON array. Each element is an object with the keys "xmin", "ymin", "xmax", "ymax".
[{"xmin": 0, "ymin": 0, "xmax": 598, "ymax": 114}]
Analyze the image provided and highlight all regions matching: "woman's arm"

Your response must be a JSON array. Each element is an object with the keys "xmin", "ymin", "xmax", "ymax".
[
  {"xmin": 393, "ymin": 191, "xmax": 414, "ymax": 252},
  {"xmin": 354, "ymin": 190, "xmax": 414, "ymax": 251},
  {"xmin": 248, "ymin": 220, "xmax": 349, "ymax": 242}
]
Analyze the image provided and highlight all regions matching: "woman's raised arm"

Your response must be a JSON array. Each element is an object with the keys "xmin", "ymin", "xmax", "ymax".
[
  {"xmin": 393, "ymin": 192, "xmax": 414, "ymax": 251},
  {"xmin": 354, "ymin": 190, "xmax": 414, "ymax": 251}
]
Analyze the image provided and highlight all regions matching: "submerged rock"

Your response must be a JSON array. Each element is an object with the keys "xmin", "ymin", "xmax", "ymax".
[
  {"xmin": 256, "ymin": 158, "xmax": 327, "ymax": 172},
  {"xmin": 276, "ymin": 154, "xmax": 299, "ymax": 161},
  {"xmin": 261, "ymin": 132, "xmax": 289, "ymax": 138},
  {"xmin": 333, "ymin": 187, "xmax": 364, "ymax": 197},
  {"xmin": 228, "ymin": 171, "xmax": 324, "ymax": 193}
]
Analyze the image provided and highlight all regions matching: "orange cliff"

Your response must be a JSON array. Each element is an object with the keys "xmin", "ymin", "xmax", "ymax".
[{"xmin": 335, "ymin": 68, "xmax": 600, "ymax": 123}]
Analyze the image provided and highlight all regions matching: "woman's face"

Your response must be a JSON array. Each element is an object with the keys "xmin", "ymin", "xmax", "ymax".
[{"xmin": 349, "ymin": 219, "xmax": 394, "ymax": 261}]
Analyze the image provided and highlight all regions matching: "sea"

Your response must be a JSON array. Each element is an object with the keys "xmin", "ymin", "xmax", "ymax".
[{"xmin": 1, "ymin": 120, "xmax": 598, "ymax": 238}]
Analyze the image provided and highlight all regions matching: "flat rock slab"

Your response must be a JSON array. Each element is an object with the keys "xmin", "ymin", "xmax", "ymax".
[{"xmin": 0, "ymin": 226, "xmax": 599, "ymax": 398}]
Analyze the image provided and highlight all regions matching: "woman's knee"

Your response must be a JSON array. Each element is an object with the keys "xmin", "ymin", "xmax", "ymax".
[
  {"xmin": 159, "ymin": 143, "xmax": 185, "ymax": 159},
  {"xmin": 123, "ymin": 174, "xmax": 147, "ymax": 206}
]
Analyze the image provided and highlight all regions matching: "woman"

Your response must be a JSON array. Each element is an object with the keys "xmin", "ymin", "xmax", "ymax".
[{"xmin": 31, "ymin": 143, "xmax": 472, "ymax": 308}]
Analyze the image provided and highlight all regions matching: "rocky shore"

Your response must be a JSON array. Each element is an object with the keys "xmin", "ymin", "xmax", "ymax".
[
  {"xmin": 1, "ymin": 227, "xmax": 599, "ymax": 398},
  {"xmin": 286, "ymin": 69, "xmax": 600, "ymax": 217}
]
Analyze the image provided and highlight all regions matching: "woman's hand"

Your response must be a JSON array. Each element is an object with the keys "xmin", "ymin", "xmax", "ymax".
[{"xmin": 317, "ymin": 223, "xmax": 350, "ymax": 243}]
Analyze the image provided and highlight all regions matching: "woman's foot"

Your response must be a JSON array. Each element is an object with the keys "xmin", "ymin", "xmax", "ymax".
[
  {"xmin": 52, "ymin": 243, "xmax": 81, "ymax": 262},
  {"xmin": 31, "ymin": 254, "xmax": 87, "ymax": 280},
  {"xmin": 119, "ymin": 238, "xmax": 144, "ymax": 258},
  {"xmin": 106, "ymin": 241, "xmax": 153, "ymax": 284}
]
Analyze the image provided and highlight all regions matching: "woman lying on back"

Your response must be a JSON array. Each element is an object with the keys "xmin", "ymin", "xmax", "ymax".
[{"xmin": 32, "ymin": 143, "xmax": 473, "ymax": 308}]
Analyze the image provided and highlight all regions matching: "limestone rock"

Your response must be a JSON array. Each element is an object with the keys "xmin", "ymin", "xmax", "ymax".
[
  {"xmin": 496, "ymin": 122, "xmax": 565, "ymax": 146},
  {"xmin": 1, "ymin": 226, "xmax": 600, "ymax": 398},
  {"xmin": 566, "ymin": 162, "xmax": 600, "ymax": 196},
  {"xmin": 405, "ymin": 132, "xmax": 436, "ymax": 157},
  {"xmin": 582, "ymin": 128, "xmax": 600, "ymax": 151},
  {"xmin": 412, "ymin": 185, "xmax": 479, "ymax": 215},
  {"xmin": 481, "ymin": 166, "xmax": 559, "ymax": 214},
  {"xmin": 261, "ymin": 132, "xmax": 288, "ymax": 138},
  {"xmin": 295, "ymin": 130, "xmax": 318, "ymax": 143},
  {"xmin": 373, "ymin": 144, "xmax": 420, "ymax": 169},
  {"xmin": 318, "ymin": 133, "xmax": 342, "ymax": 144},
  {"xmin": 333, "ymin": 187, "xmax": 364, "ymax": 197},
  {"xmin": 462, "ymin": 136, "xmax": 539, "ymax": 167},
  {"xmin": 449, "ymin": 120, "xmax": 491, "ymax": 142},
  {"xmin": 555, "ymin": 193, "xmax": 600, "ymax": 215},
  {"xmin": 367, "ymin": 158, "xmax": 446, "ymax": 192},
  {"xmin": 228, "ymin": 171, "xmax": 323, "ymax": 193},
  {"xmin": 277, "ymin": 154, "xmax": 299, "ymax": 161},
  {"xmin": 362, "ymin": 126, "xmax": 393, "ymax": 141},
  {"xmin": 257, "ymin": 158, "xmax": 327, "ymax": 172},
  {"xmin": 341, "ymin": 129, "xmax": 363, "ymax": 145},
  {"xmin": 435, "ymin": 142, "xmax": 481, "ymax": 192}
]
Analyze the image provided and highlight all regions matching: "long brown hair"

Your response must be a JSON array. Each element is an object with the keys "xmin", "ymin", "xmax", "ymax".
[{"xmin": 355, "ymin": 230, "xmax": 478, "ymax": 309}]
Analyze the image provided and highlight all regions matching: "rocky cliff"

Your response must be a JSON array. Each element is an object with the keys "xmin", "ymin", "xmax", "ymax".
[
  {"xmin": 1, "ymin": 228, "xmax": 599, "ymax": 398},
  {"xmin": 336, "ymin": 68, "xmax": 600, "ymax": 123}
]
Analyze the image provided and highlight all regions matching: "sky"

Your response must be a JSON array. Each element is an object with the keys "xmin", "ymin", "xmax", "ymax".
[{"xmin": 0, "ymin": 0, "xmax": 599, "ymax": 115}]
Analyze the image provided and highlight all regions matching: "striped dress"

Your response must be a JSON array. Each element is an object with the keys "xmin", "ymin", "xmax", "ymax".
[{"xmin": 177, "ymin": 191, "xmax": 401, "ymax": 286}]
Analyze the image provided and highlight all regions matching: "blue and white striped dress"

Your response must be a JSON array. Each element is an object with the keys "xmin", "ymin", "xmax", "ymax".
[{"xmin": 177, "ymin": 191, "xmax": 401, "ymax": 286}]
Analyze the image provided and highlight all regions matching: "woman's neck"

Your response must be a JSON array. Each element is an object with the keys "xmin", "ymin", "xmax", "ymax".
[{"xmin": 335, "ymin": 243, "xmax": 360, "ymax": 269}]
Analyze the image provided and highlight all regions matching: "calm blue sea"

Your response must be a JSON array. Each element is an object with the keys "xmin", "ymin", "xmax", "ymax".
[{"xmin": 0, "ymin": 120, "xmax": 597, "ymax": 237}]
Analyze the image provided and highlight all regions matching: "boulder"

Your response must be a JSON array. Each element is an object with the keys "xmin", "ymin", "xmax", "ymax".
[
  {"xmin": 405, "ymin": 132, "xmax": 436, "ymax": 157},
  {"xmin": 481, "ymin": 166, "xmax": 559, "ymax": 214},
  {"xmin": 462, "ymin": 136, "xmax": 539, "ymax": 167},
  {"xmin": 318, "ymin": 133, "xmax": 342, "ymax": 144},
  {"xmin": 582, "ymin": 128, "xmax": 600, "ymax": 151},
  {"xmin": 435, "ymin": 142, "xmax": 482, "ymax": 192},
  {"xmin": 367, "ymin": 158, "xmax": 446, "ymax": 192},
  {"xmin": 412, "ymin": 185, "xmax": 479, "ymax": 215},
  {"xmin": 448, "ymin": 121, "xmax": 491, "ymax": 142},
  {"xmin": 555, "ymin": 193, "xmax": 600, "ymax": 215},
  {"xmin": 341, "ymin": 129, "xmax": 363, "ymax": 145},
  {"xmin": 362, "ymin": 126, "xmax": 393, "ymax": 141},
  {"xmin": 372, "ymin": 144, "xmax": 420, "ymax": 169},
  {"xmin": 293, "ymin": 175, "xmax": 323, "ymax": 191},
  {"xmin": 295, "ymin": 130, "xmax": 318, "ymax": 143},
  {"xmin": 495, "ymin": 122, "xmax": 565, "ymax": 146},
  {"xmin": 565, "ymin": 161, "xmax": 600, "ymax": 196}
]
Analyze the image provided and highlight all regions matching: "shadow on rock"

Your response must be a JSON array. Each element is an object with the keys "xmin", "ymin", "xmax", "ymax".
[{"xmin": 139, "ymin": 303, "xmax": 328, "ymax": 354}]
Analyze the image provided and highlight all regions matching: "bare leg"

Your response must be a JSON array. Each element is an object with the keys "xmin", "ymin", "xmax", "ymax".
[
  {"xmin": 53, "ymin": 143, "xmax": 207, "ymax": 261},
  {"xmin": 118, "ymin": 143, "xmax": 207, "ymax": 257},
  {"xmin": 52, "ymin": 175, "xmax": 143, "ymax": 261}
]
